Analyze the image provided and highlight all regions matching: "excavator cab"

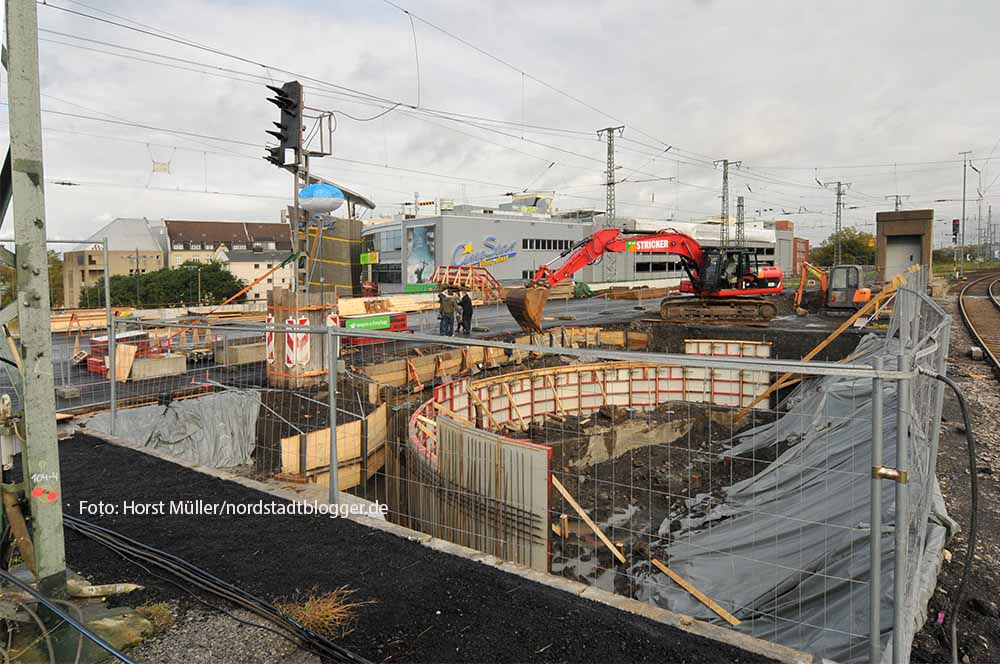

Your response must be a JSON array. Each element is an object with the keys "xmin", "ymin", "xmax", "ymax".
[
  {"xmin": 827, "ymin": 264, "xmax": 871, "ymax": 310},
  {"xmin": 695, "ymin": 249, "xmax": 781, "ymax": 293}
]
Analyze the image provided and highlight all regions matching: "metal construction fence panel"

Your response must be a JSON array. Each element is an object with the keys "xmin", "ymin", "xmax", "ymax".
[{"xmin": 64, "ymin": 274, "xmax": 947, "ymax": 663}]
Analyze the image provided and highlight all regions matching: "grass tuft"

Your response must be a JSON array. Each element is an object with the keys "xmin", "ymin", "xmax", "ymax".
[
  {"xmin": 137, "ymin": 602, "xmax": 176, "ymax": 634},
  {"xmin": 276, "ymin": 587, "xmax": 370, "ymax": 638}
]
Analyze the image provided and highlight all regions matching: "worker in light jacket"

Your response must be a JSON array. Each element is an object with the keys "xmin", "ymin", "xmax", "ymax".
[
  {"xmin": 458, "ymin": 290, "xmax": 474, "ymax": 336},
  {"xmin": 439, "ymin": 290, "xmax": 457, "ymax": 336}
]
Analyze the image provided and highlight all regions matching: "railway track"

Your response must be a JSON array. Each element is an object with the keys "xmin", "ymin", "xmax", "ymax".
[{"xmin": 959, "ymin": 272, "xmax": 1000, "ymax": 371}]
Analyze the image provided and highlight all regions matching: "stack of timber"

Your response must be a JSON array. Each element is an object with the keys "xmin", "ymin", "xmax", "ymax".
[
  {"xmin": 337, "ymin": 292, "xmax": 486, "ymax": 317},
  {"xmin": 546, "ymin": 280, "xmax": 576, "ymax": 301},
  {"xmin": 593, "ymin": 285, "xmax": 676, "ymax": 300},
  {"xmin": 355, "ymin": 326, "xmax": 649, "ymax": 389}
]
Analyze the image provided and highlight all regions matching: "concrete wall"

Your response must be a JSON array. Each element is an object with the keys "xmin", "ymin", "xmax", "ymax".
[{"xmin": 875, "ymin": 209, "xmax": 933, "ymax": 284}]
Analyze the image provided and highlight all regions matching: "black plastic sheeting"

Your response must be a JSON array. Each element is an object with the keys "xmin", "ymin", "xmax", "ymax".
[{"xmin": 635, "ymin": 334, "xmax": 954, "ymax": 663}]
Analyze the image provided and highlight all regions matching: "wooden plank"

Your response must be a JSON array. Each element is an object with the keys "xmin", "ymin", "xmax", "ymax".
[
  {"xmin": 416, "ymin": 420, "xmax": 437, "ymax": 441},
  {"xmin": 468, "ymin": 388, "xmax": 502, "ymax": 431},
  {"xmin": 551, "ymin": 476, "xmax": 626, "ymax": 565},
  {"xmin": 114, "ymin": 343, "xmax": 137, "ymax": 382},
  {"xmin": 547, "ymin": 375, "xmax": 567, "ymax": 415},
  {"xmin": 279, "ymin": 419, "xmax": 363, "ymax": 474},
  {"xmin": 501, "ymin": 382, "xmax": 527, "ymax": 431},
  {"xmin": 432, "ymin": 402, "xmax": 473, "ymax": 426},
  {"xmin": 650, "ymin": 558, "xmax": 741, "ymax": 626}
]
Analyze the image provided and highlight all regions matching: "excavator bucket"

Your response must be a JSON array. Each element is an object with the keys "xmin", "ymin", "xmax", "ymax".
[{"xmin": 505, "ymin": 287, "xmax": 550, "ymax": 332}]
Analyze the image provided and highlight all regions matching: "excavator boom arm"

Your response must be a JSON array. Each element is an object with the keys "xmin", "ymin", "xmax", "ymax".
[{"xmin": 531, "ymin": 229, "xmax": 704, "ymax": 288}]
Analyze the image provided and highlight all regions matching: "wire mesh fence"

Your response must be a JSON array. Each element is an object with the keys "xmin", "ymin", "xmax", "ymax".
[{"xmin": 68, "ymin": 270, "xmax": 949, "ymax": 664}]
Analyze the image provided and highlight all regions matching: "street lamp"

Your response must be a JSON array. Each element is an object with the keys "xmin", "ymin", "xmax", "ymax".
[{"xmin": 183, "ymin": 264, "xmax": 202, "ymax": 305}]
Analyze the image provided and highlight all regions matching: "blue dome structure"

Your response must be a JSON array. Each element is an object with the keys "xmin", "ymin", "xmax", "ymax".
[{"xmin": 299, "ymin": 183, "xmax": 345, "ymax": 214}]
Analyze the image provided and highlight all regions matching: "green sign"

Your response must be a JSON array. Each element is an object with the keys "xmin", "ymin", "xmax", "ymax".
[
  {"xmin": 344, "ymin": 314, "xmax": 391, "ymax": 330},
  {"xmin": 360, "ymin": 251, "xmax": 379, "ymax": 265},
  {"xmin": 404, "ymin": 283, "xmax": 438, "ymax": 293}
]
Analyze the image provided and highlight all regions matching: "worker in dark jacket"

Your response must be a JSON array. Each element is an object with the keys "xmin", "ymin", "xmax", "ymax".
[{"xmin": 459, "ymin": 290, "xmax": 474, "ymax": 336}]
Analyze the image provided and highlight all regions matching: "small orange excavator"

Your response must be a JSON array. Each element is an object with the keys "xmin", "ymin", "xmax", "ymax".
[
  {"xmin": 793, "ymin": 262, "xmax": 872, "ymax": 313},
  {"xmin": 506, "ymin": 228, "xmax": 783, "ymax": 332}
]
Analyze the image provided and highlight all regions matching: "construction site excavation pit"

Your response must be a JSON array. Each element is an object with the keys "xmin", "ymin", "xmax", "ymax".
[{"xmin": 384, "ymin": 314, "xmax": 895, "ymax": 661}]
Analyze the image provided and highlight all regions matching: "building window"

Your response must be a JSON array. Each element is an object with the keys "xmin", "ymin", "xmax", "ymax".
[
  {"xmin": 372, "ymin": 264, "xmax": 401, "ymax": 284},
  {"xmin": 267, "ymin": 278, "xmax": 273, "ymax": 284},
  {"xmin": 254, "ymin": 263, "xmax": 260, "ymax": 269},
  {"xmin": 266, "ymin": 263, "xmax": 273, "ymax": 269},
  {"xmin": 88, "ymin": 256, "xmax": 97, "ymax": 265}
]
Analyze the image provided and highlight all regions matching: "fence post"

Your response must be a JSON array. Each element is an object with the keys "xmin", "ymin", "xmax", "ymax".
[
  {"xmin": 327, "ymin": 327, "xmax": 340, "ymax": 505},
  {"xmin": 870, "ymin": 356, "xmax": 884, "ymax": 664},
  {"xmin": 892, "ymin": 350, "xmax": 912, "ymax": 664},
  {"xmin": 103, "ymin": 237, "xmax": 116, "ymax": 436}
]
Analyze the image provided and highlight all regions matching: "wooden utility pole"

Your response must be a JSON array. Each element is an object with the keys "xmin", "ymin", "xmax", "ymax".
[{"xmin": 5, "ymin": 0, "xmax": 67, "ymax": 592}]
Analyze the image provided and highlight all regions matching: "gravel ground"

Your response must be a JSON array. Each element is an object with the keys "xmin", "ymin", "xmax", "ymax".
[
  {"xmin": 911, "ymin": 293, "xmax": 1000, "ymax": 663},
  {"xmin": 58, "ymin": 433, "xmax": 778, "ymax": 664},
  {"xmin": 132, "ymin": 606, "xmax": 320, "ymax": 664}
]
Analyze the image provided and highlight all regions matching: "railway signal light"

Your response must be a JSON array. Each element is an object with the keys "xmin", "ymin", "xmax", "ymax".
[
  {"xmin": 952, "ymin": 219, "xmax": 960, "ymax": 244},
  {"xmin": 264, "ymin": 80, "xmax": 303, "ymax": 167}
]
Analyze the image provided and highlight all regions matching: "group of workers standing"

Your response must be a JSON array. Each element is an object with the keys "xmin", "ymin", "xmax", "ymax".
[{"xmin": 438, "ymin": 288, "xmax": 473, "ymax": 336}]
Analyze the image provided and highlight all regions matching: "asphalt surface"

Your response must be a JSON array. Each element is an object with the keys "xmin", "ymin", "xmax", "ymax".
[{"xmin": 60, "ymin": 432, "xmax": 778, "ymax": 664}]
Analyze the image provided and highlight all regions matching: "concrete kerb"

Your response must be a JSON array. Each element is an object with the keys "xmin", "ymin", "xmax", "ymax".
[{"xmin": 65, "ymin": 424, "xmax": 833, "ymax": 664}]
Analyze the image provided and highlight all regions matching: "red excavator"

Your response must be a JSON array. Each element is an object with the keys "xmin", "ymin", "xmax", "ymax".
[{"xmin": 506, "ymin": 228, "xmax": 783, "ymax": 332}]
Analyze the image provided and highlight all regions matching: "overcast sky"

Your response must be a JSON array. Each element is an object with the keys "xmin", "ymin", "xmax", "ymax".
[{"xmin": 4, "ymin": 0, "xmax": 999, "ymax": 248}]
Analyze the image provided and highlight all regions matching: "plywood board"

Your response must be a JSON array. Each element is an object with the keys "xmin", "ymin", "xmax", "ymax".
[
  {"xmin": 114, "ymin": 343, "xmax": 138, "ymax": 382},
  {"xmin": 280, "ymin": 419, "xmax": 362, "ymax": 474}
]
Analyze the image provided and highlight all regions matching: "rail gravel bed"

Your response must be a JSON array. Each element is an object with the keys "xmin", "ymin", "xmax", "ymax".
[{"xmin": 59, "ymin": 432, "xmax": 779, "ymax": 664}]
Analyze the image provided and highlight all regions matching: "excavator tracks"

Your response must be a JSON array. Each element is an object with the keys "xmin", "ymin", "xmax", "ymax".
[{"xmin": 659, "ymin": 296, "xmax": 778, "ymax": 323}]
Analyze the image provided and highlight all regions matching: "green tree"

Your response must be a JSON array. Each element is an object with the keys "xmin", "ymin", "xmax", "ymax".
[
  {"xmin": 79, "ymin": 260, "xmax": 246, "ymax": 307},
  {"xmin": 0, "ymin": 250, "xmax": 63, "ymax": 308},
  {"xmin": 809, "ymin": 228, "xmax": 876, "ymax": 267},
  {"xmin": 48, "ymin": 251, "xmax": 64, "ymax": 308}
]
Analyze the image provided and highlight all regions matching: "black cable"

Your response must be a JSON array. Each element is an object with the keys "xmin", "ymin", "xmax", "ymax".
[
  {"xmin": 0, "ymin": 358, "xmax": 17, "ymax": 369},
  {"xmin": 0, "ymin": 569, "xmax": 135, "ymax": 664},
  {"xmin": 922, "ymin": 370, "xmax": 978, "ymax": 664},
  {"xmin": 332, "ymin": 103, "xmax": 402, "ymax": 123},
  {"xmin": 63, "ymin": 514, "xmax": 369, "ymax": 664}
]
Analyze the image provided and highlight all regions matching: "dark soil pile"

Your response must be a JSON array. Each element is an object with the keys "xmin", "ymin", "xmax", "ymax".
[
  {"xmin": 535, "ymin": 402, "xmax": 781, "ymax": 596},
  {"xmin": 59, "ymin": 433, "xmax": 778, "ymax": 663}
]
